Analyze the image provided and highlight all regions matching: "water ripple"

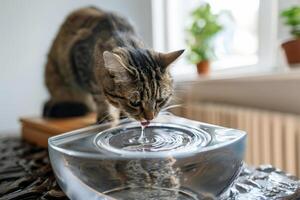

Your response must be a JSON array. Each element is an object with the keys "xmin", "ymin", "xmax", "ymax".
[{"xmin": 95, "ymin": 124, "xmax": 211, "ymax": 156}]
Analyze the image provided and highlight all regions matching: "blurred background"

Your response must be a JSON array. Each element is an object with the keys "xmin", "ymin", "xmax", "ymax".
[{"xmin": 1, "ymin": 0, "xmax": 300, "ymax": 175}]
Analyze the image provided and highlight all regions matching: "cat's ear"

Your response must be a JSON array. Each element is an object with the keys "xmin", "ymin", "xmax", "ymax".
[
  {"xmin": 103, "ymin": 51, "xmax": 133, "ymax": 82},
  {"xmin": 159, "ymin": 49, "xmax": 185, "ymax": 69},
  {"xmin": 103, "ymin": 51, "xmax": 126, "ymax": 72}
]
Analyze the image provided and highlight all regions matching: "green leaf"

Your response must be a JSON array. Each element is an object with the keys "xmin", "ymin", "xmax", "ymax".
[
  {"xmin": 186, "ymin": 3, "xmax": 223, "ymax": 63},
  {"xmin": 280, "ymin": 5, "xmax": 300, "ymax": 37}
]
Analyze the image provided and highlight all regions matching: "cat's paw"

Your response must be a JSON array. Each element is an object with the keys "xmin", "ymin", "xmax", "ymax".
[
  {"xmin": 119, "ymin": 111, "xmax": 128, "ymax": 120},
  {"xmin": 95, "ymin": 112, "xmax": 113, "ymax": 124},
  {"xmin": 43, "ymin": 101, "xmax": 90, "ymax": 118}
]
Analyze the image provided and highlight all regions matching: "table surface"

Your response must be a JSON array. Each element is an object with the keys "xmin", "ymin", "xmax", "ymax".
[{"xmin": 0, "ymin": 136, "xmax": 299, "ymax": 200}]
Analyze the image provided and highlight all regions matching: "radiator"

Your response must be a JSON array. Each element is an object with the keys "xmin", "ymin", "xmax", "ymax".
[{"xmin": 173, "ymin": 102, "xmax": 300, "ymax": 177}]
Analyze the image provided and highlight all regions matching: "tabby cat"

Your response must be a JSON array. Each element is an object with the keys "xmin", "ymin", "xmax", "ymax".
[{"xmin": 43, "ymin": 7, "xmax": 184, "ymax": 124}]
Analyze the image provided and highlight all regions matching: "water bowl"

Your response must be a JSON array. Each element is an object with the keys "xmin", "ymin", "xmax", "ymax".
[{"xmin": 48, "ymin": 114, "xmax": 246, "ymax": 200}]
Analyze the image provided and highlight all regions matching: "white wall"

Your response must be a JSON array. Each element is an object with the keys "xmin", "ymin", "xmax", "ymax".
[{"xmin": 0, "ymin": 0, "xmax": 153, "ymax": 134}]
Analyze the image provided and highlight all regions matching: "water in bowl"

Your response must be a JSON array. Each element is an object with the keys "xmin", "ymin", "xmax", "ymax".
[{"xmin": 95, "ymin": 124, "xmax": 209, "ymax": 155}]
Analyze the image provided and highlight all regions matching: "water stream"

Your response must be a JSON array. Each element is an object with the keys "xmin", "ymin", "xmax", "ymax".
[{"xmin": 137, "ymin": 125, "xmax": 146, "ymax": 143}]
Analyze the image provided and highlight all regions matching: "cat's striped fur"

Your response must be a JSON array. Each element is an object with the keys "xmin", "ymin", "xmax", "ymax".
[{"xmin": 44, "ymin": 7, "xmax": 184, "ymax": 124}]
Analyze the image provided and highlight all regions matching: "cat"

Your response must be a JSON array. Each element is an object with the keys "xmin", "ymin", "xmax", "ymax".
[{"xmin": 43, "ymin": 7, "xmax": 184, "ymax": 124}]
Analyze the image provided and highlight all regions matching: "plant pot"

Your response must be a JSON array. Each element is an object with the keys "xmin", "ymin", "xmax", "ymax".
[
  {"xmin": 282, "ymin": 38, "xmax": 300, "ymax": 65},
  {"xmin": 197, "ymin": 60, "xmax": 210, "ymax": 75}
]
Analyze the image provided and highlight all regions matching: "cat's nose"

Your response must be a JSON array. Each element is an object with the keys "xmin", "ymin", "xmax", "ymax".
[{"xmin": 144, "ymin": 111, "xmax": 154, "ymax": 121}]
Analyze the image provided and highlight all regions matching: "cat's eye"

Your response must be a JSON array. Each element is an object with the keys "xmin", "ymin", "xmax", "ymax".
[{"xmin": 129, "ymin": 101, "xmax": 141, "ymax": 107}]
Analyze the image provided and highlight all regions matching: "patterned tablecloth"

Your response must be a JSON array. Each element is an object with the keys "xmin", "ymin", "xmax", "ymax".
[{"xmin": 0, "ymin": 137, "xmax": 299, "ymax": 200}]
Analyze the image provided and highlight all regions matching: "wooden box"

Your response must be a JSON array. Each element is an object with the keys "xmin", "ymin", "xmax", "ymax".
[{"xmin": 20, "ymin": 113, "xmax": 96, "ymax": 147}]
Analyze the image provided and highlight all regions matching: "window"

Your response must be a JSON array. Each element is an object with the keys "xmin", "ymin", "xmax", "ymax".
[
  {"xmin": 208, "ymin": 0, "xmax": 259, "ymax": 69},
  {"xmin": 152, "ymin": 0, "xmax": 278, "ymax": 77}
]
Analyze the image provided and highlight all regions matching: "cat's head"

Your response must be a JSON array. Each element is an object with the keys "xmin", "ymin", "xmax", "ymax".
[{"xmin": 101, "ymin": 47, "xmax": 184, "ymax": 122}]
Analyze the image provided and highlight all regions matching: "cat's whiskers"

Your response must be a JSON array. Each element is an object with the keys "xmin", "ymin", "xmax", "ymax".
[{"xmin": 161, "ymin": 104, "xmax": 182, "ymax": 112}]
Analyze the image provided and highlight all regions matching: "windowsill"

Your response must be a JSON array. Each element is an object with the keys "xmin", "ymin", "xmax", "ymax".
[
  {"xmin": 174, "ymin": 64, "xmax": 300, "ymax": 84},
  {"xmin": 173, "ymin": 64, "xmax": 300, "ymax": 115}
]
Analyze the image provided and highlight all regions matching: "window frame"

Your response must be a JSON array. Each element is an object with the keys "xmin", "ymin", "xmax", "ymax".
[{"xmin": 151, "ymin": 0, "xmax": 279, "ymax": 76}]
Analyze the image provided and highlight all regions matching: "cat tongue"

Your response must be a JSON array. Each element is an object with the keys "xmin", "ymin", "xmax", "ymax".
[{"xmin": 141, "ymin": 121, "xmax": 150, "ymax": 127}]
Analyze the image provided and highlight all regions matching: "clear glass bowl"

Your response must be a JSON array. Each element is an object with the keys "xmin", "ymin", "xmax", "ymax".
[{"xmin": 48, "ymin": 114, "xmax": 246, "ymax": 200}]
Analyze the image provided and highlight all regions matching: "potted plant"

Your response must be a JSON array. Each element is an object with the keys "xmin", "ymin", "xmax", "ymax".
[
  {"xmin": 281, "ymin": 6, "xmax": 300, "ymax": 65},
  {"xmin": 186, "ymin": 3, "xmax": 222, "ymax": 75}
]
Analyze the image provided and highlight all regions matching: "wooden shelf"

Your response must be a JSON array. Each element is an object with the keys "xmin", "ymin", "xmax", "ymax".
[{"xmin": 20, "ymin": 113, "xmax": 96, "ymax": 147}]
